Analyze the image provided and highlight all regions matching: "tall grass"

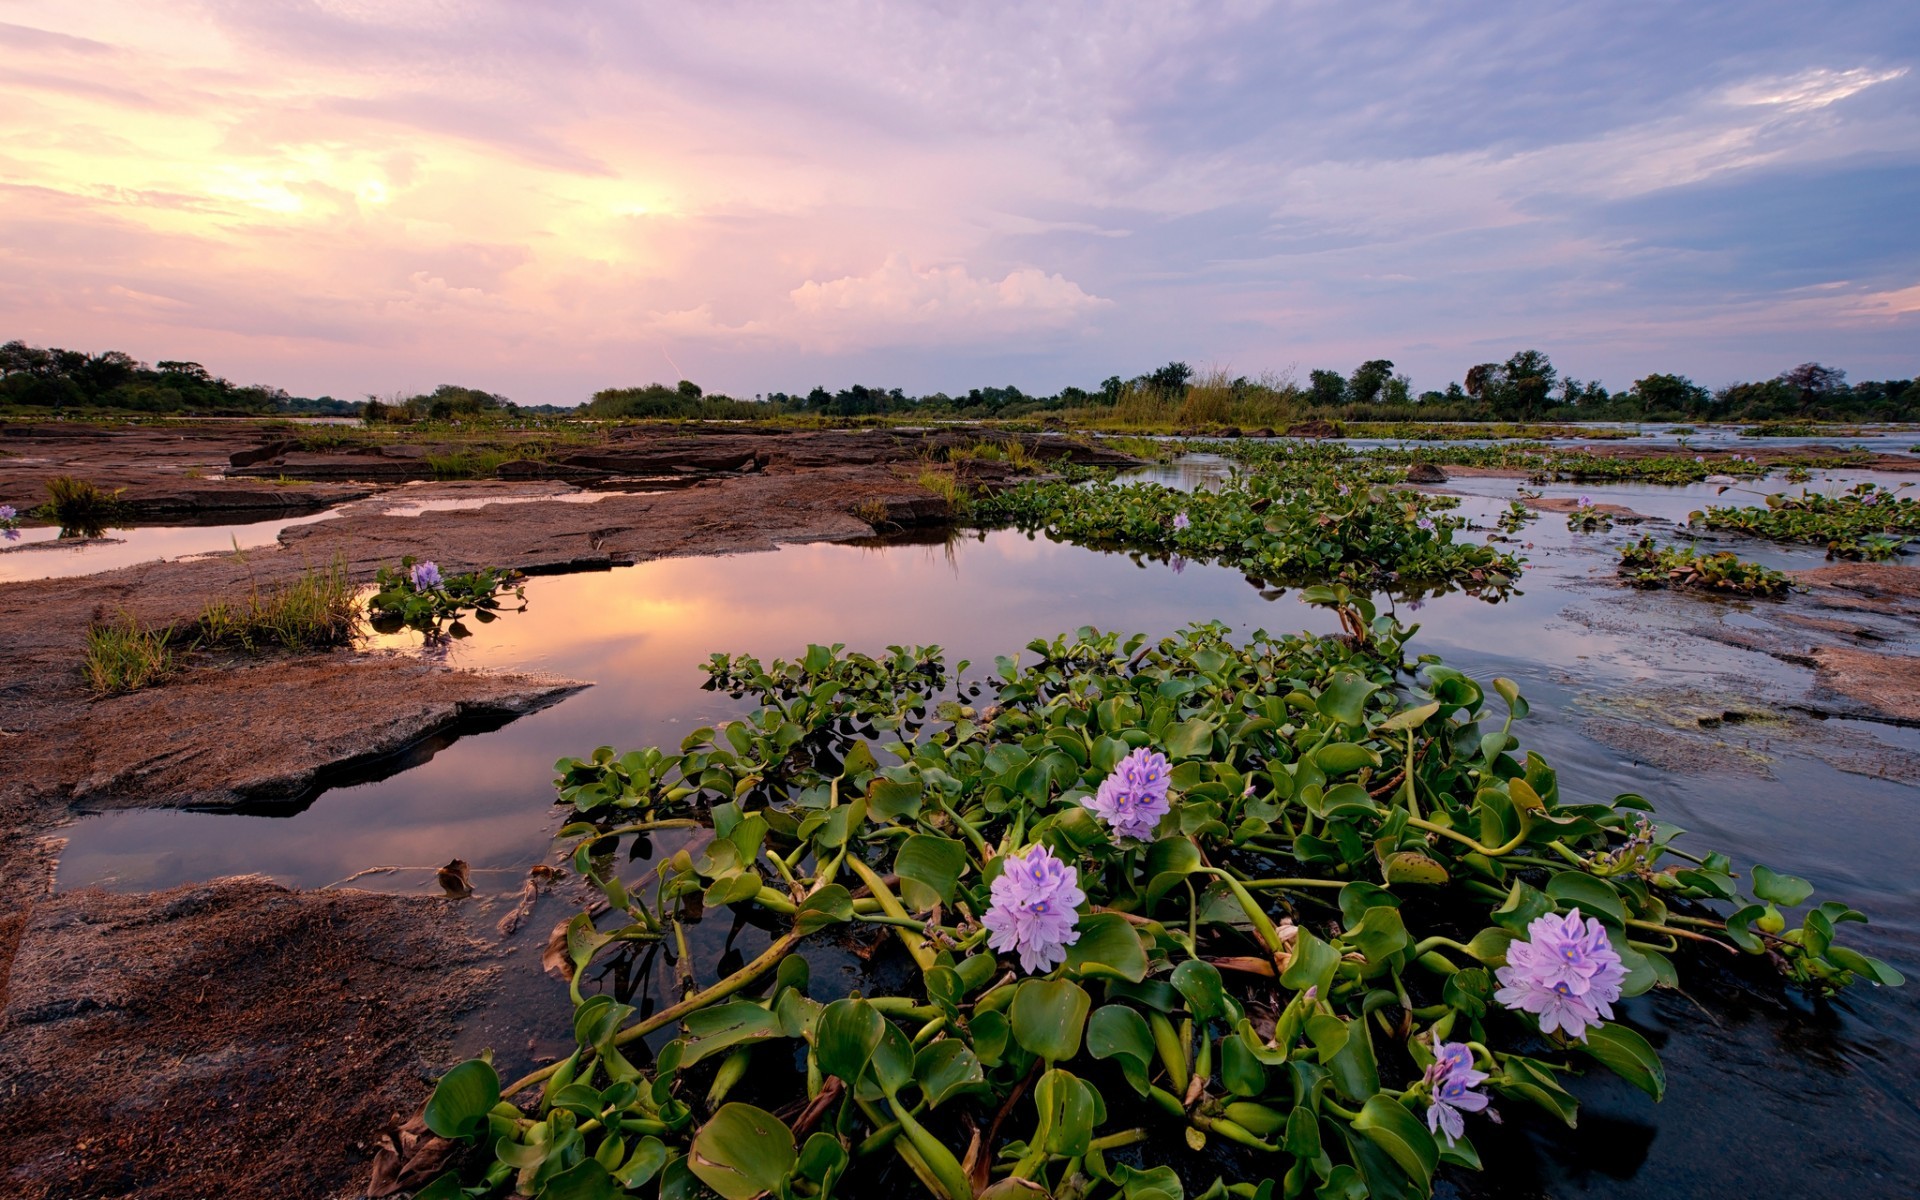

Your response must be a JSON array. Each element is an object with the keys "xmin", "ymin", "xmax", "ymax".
[
  {"xmin": 1057, "ymin": 369, "xmax": 1303, "ymax": 432},
  {"xmin": 197, "ymin": 557, "xmax": 359, "ymax": 651},
  {"xmin": 915, "ymin": 467, "xmax": 969, "ymax": 513},
  {"xmin": 84, "ymin": 612, "xmax": 176, "ymax": 694},
  {"xmin": 944, "ymin": 439, "xmax": 1037, "ymax": 470}
]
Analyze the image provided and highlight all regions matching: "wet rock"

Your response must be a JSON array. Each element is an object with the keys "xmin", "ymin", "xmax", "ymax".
[
  {"xmin": 1405, "ymin": 462, "xmax": 1450, "ymax": 483},
  {"xmin": 1285, "ymin": 419, "xmax": 1342, "ymax": 439}
]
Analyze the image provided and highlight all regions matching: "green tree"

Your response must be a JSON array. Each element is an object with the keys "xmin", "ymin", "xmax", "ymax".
[{"xmin": 1347, "ymin": 359, "xmax": 1395, "ymax": 404}]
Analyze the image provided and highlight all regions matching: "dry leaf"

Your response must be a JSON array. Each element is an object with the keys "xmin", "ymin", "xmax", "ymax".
[
  {"xmin": 366, "ymin": 1112, "xmax": 456, "ymax": 1197},
  {"xmin": 436, "ymin": 859, "xmax": 473, "ymax": 897}
]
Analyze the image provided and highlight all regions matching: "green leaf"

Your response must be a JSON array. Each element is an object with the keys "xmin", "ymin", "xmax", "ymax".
[
  {"xmin": 1489, "ymin": 875, "xmax": 1551, "ymax": 933},
  {"xmin": 1221, "ymin": 1032, "xmax": 1267, "ymax": 1097},
  {"xmin": 1281, "ymin": 928, "xmax": 1342, "ymax": 997},
  {"xmin": 688, "ymin": 1104, "xmax": 796, "ymax": 1200},
  {"xmin": 541, "ymin": 1160, "xmax": 620, "ymax": 1200},
  {"xmin": 1011, "ymin": 978, "xmax": 1092, "ymax": 1062},
  {"xmin": 1346, "ymin": 906, "xmax": 1410, "ymax": 970},
  {"xmin": 1314, "ymin": 742, "xmax": 1382, "ymax": 775},
  {"xmin": 795, "ymin": 884, "xmax": 853, "ymax": 934},
  {"xmin": 914, "ymin": 1040, "xmax": 986, "ymax": 1108},
  {"xmin": 813, "ymin": 998, "xmax": 884, "ymax": 1084},
  {"xmin": 1166, "ymin": 718, "xmax": 1218, "ymax": 759},
  {"xmin": 677, "ymin": 1001, "xmax": 781, "ymax": 1067},
  {"xmin": 896, "ymin": 834, "xmax": 967, "ymax": 911},
  {"xmin": 424, "ymin": 1059, "xmax": 501, "ymax": 1140},
  {"xmin": 866, "ymin": 777, "xmax": 923, "ymax": 820},
  {"xmin": 1065, "ymin": 912, "xmax": 1150, "ymax": 983},
  {"xmin": 1352, "ymin": 1095, "xmax": 1438, "ymax": 1193},
  {"xmin": 1381, "ymin": 850, "xmax": 1448, "ymax": 886},
  {"xmin": 1751, "ymin": 864, "xmax": 1814, "ymax": 907},
  {"xmin": 1578, "ymin": 1023, "xmax": 1666, "ymax": 1101},
  {"xmin": 1087, "ymin": 1004, "xmax": 1154, "ymax": 1066},
  {"xmin": 1170, "ymin": 959, "xmax": 1226, "ymax": 1022},
  {"xmin": 1035, "ymin": 1068, "xmax": 1101, "ymax": 1158},
  {"xmin": 1546, "ymin": 872, "xmax": 1626, "ymax": 926},
  {"xmin": 411, "ymin": 1171, "xmax": 465, "ymax": 1200},
  {"xmin": 1318, "ymin": 673, "xmax": 1380, "ymax": 726}
]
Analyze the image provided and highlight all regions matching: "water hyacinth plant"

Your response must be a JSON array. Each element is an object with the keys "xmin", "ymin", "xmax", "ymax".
[
  {"xmin": 0, "ymin": 503, "xmax": 19, "ymax": 541},
  {"xmin": 398, "ymin": 609, "xmax": 1899, "ymax": 1200},
  {"xmin": 1564, "ymin": 498, "xmax": 1612, "ymax": 534},
  {"xmin": 1691, "ymin": 483, "xmax": 1918, "ymax": 560},
  {"xmin": 976, "ymin": 475, "xmax": 1522, "ymax": 599},
  {"xmin": 368, "ymin": 555, "xmax": 527, "ymax": 636},
  {"xmin": 1617, "ymin": 537, "xmax": 1792, "ymax": 597}
]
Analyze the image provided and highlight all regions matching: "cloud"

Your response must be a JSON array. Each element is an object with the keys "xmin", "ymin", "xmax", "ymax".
[
  {"xmin": 787, "ymin": 255, "xmax": 1109, "ymax": 347},
  {"xmin": 1724, "ymin": 67, "xmax": 1910, "ymax": 112}
]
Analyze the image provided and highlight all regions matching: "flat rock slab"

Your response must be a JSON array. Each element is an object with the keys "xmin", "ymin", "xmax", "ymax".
[
  {"xmin": 0, "ymin": 876, "xmax": 496, "ymax": 1200},
  {"xmin": 1808, "ymin": 645, "xmax": 1920, "ymax": 725},
  {"xmin": 11, "ymin": 658, "xmax": 585, "ymax": 811}
]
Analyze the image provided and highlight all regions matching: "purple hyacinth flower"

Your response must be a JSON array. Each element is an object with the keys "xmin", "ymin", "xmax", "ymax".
[
  {"xmin": 1173, "ymin": 512, "xmax": 1190, "ymax": 530},
  {"xmin": 1423, "ymin": 1036, "xmax": 1490, "ymax": 1145},
  {"xmin": 1084, "ymin": 747, "xmax": 1173, "ymax": 842},
  {"xmin": 983, "ymin": 844, "xmax": 1084, "ymax": 974},
  {"xmin": 0, "ymin": 504, "xmax": 15, "ymax": 522},
  {"xmin": 1169, "ymin": 554, "xmax": 1187, "ymax": 575},
  {"xmin": 1427, "ymin": 1071, "xmax": 1490, "ymax": 1144},
  {"xmin": 1577, "ymin": 495, "xmax": 1593, "ymax": 508},
  {"xmin": 1493, "ymin": 910, "xmax": 1625, "ymax": 1041},
  {"xmin": 410, "ymin": 560, "xmax": 444, "ymax": 590},
  {"xmin": 1417, "ymin": 516, "xmax": 1435, "ymax": 531}
]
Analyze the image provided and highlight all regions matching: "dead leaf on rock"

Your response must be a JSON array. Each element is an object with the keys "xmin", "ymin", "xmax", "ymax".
[
  {"xmin": 366, "ymin": 1112, "xmax": 457, "ymax": 1197},
  {"xmin": 436, "ymin": 859, "xmax": 473, "ymax": 897}
]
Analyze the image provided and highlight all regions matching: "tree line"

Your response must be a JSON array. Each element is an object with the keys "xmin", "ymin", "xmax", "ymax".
[{"xmin": 4, "ymin": 337, "xmax": 1913, "ymax": 424}]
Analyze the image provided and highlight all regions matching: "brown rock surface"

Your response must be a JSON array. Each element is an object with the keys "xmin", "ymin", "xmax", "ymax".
[
  {"xmin": 18, "ymin": 658, "xmax": 584, "ymax": 811},
  {"xmin": 0, "ymin": 877, "xmax": 495, "ymax": 1200},
  {"xmin": 1807, "ymin": 645, "xmax": 1920, "ymax": 724}
]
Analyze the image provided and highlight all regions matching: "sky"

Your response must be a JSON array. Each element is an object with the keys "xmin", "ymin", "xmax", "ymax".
[{"xmin": 1, "ymin": 1, "xmax": 1917, "ymax": 406}]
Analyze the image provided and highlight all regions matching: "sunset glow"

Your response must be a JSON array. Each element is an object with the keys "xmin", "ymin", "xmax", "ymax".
[{"xmin": 1, "ymin": 1, "xmax": 1915, "ymax": 402}]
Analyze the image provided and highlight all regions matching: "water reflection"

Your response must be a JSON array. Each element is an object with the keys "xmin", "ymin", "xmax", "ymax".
[{"xmin": 0, "ymin": 510, "xmax": 341, "ymax": 583}]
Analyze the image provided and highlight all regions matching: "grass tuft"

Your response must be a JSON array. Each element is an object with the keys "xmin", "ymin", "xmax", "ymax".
[
  {"xmin": 41, "ymin": 475, "xmax": 125, "ymax": 535},
  {"xmin": 84, "ymin": 612, "xmax": 176, "ymax": 694},
  {"xmin": 197, "ymin": 557, "xmax": 359, "ymax": 651}
]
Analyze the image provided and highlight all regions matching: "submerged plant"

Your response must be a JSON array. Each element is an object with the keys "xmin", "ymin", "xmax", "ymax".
[{"xmin": 398, "ymin": 616, "xmax": 1899, "ymax": 1200}]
